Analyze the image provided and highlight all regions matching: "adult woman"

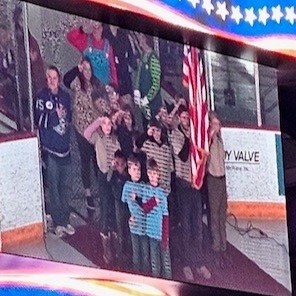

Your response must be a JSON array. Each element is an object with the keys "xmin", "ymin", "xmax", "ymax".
[{"xmin": 64, "ymin": 56, "xmax": 106, "ymax": 221}]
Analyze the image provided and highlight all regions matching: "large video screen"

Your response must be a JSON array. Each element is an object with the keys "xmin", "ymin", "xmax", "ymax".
[{"xmin": 0, "ymin": 1, "xmax": 291, "ymax": 295}]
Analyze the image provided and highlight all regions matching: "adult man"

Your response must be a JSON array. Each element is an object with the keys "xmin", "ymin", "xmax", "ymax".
[
  {"xmin": 207, "ymin": 111, "xmax": 228, "ymax": 269},
  {"xmin": 171, "ymin": 105, "xmax": 211, "ymax": 280},
  {"xmin": 35, "ymin": 65, "xmax": 75, "ymax": 238}
]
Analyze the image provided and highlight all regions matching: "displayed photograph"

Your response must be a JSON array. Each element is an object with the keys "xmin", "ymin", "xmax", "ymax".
[{"xmin": 0, "ymin": 1, "xmax": 291, "ymax": 296}]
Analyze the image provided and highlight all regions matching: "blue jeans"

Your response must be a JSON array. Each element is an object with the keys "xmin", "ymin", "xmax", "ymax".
[
  {"xmin": 47, "ymin": 154, "xmax": 71, "ymax": 227},
  {"xmin": 130, "ymin": 233, "xmax": 149, "ymax": 273},
  {"xmin": 149, "ymin": 238, "xmax": 172, "ymax": 279}
]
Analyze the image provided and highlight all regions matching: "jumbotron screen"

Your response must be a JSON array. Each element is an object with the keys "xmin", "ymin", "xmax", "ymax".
[{"xmin": 0, "ymin": 1, "xmax": 291, "ymax": 295}]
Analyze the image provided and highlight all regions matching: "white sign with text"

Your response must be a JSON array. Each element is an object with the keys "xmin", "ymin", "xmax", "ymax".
[{"xmin": 222, "ymin": 128, "xmax": 284, "ymax": 202}]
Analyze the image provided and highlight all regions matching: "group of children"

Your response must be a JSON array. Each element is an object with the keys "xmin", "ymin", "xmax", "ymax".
[
  {"xmin": 122, "ymin": 155, "xmax": 171, "ymax": 278},
  {"xmin": 58, "ymin": 22, "xmax": 179, "ymax": 277},
  {"xmin": 34, "ymin": 18, "xmax": 227, "ymax": 280},
  {"xmin": 83, "ymin": 106, "xmax": 172, "ymax": 278},
  {"xmin": 77, "ymin": 75, "xmax": 225, "ymax": 279}
]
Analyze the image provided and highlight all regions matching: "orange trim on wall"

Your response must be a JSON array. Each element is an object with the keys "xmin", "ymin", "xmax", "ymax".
[
  {"xmin": 227, "ymin": 201, "xmax": 287, "ymax": 220},
  {"xmin": 1, "ymin": 222, "xmax": 44, "ymax": 250}
]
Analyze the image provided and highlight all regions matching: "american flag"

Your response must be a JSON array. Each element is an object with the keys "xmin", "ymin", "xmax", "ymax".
[{"xmin": 183, "ymin": 45, "xmax": 209, "ymax": 190}]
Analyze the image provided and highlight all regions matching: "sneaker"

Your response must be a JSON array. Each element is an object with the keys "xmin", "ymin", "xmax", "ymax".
[
  {"xmin": 55, "ymin": 226, "xmax": 66, "ymax": 238},
  {"xmin": 46, "ymin": 214, "xmax": 54, "ymax": 231},
  {"xmin": 87, "ymin": 208, "xmax": 95, "ymax": 223},
  {"xmin": 86, "ymin": 197, "xmax": 95, "ymax": 210},
  {"xmin": 197, "ymin": 265, "xmax": 212, "ymax": 280},
  {"xmin": 64, "ymin": 224, "xmax": 75, "ymax": 235},
  {"xmin": 183, "ymin": 266, "xmax": 194, "ymax": 281},
  {"xmin": 70, "ymin": 212, "xmax": 78, "ymax": 219}
]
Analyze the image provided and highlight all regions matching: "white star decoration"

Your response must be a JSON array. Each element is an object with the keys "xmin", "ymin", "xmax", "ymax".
[
  {"xmin": 258, "ymin": 6, "xmax": 270, "ymax": 25},
  {"xmin": 188, "ymin": 0, "xmax": 200, "ymax": 8},
  {"xmin": 245, "ymin": 7, "xmax": 257, "ymax": 26},
  {"xmin": 285, "ymin": 6, "xmax": 296, "ymax": 25},
  {"xmin": 184, "ymin": 0, "xmax": 296, "ymax": 27},
  {"xmin": 271, "ymin": 5, "xmax": 284, "ymax": 24},
  {"xmin": 231, "ymin": 5, "xmax": 243, "ymax": 24},
  {"xmin": 202, "ymin": 0, "xmax": 214, "ymax": 15},
  {"xmin": 216, "ymin": 1, "xmax": 229, "ymax": 21}
]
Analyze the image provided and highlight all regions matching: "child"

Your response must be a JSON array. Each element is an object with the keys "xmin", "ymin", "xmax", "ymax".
[
  {"xmin": 155, "ymin": 105, "xmax": 175, "ymax": 146},
  {"xmin": 106, "ymin": 83, "xmax": 132, "ymax": 111},
  {"xmin": 136, "ymin": 119, "xmax": 173, "ymax": 195},
  {"xmin": 121, "ymin": 154, "xmax": 149, "ymax": 273},
  {"xmin": 106, "ymin": 83, "xmax": 122, "ymax": 113},
  {"xmin": 135, "ymin": 158, "xmax": 172, "ymax": 279},
  {"xmin": 116, "ymin": 105, "xmax": 140, "ymax": 159},
  {"xmin": 92, "ymin": 87, "xmax": 111, "ymax": 117},
  {"xmin": 107, "ymin": 149, "xmax": 129, "ymax": 262},
  {"xmin": 166, "ymin": 93, "xmax": 187, "ymax": 130},
  {"xmin": 84, "ymin": 113, "xmax": 121, "ymax": 264}
]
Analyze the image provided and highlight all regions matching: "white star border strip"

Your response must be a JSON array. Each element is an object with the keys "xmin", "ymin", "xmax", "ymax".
[{"xmin": 184, "ymin": 0, "xmax": 296, "ymax": 26}]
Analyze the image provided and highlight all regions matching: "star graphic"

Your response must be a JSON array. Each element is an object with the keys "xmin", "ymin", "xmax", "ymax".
[
  {"xmin": 285, "ymin": 6, "xmax": 296, "ymax": 25},
  {"xmin": 231, "ymin": 5, "xmax": 243, "ymax": 24},
  {"xmin": 245, "ymin": 7, "xmax": 257, "ymax": 26},
  {"xmin": 216, "ymin": 1, "xmax": 229, "ymax": 21},
  {"xmin": 188, "ymin": 0, "xmax": 200, "ymax": 8},
  {"xmin": 202, "ymin": 0, "xmax": 214, "ymax": 15},
  {"xmin": 271, "ymin": 5, "xmax": 284, "ymax": 24},
  {"xmin": 258, "ymin": 6, "xmax": 270, "ymax": 25}
]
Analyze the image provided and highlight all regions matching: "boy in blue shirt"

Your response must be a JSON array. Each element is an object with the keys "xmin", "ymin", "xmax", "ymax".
[
  {"xmin": 121, "ymin": 154, "xmax": 149, "ymax": 273},
  {"xmin": 136, "ymin": 158, "xmax": 172, "ymax": 279}
]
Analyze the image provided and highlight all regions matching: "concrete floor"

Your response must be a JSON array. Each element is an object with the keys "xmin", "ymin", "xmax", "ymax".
[
  {"xmin": 226, "ymin": 216, "xmax": 291, "ymax": 291},
  {"xmin": 3, "ymin": 211, "xmax": 292, "ymax": 295},
  {"xmin": 3, "ymin": 212, "xmax": 96, "ymax": 268}
]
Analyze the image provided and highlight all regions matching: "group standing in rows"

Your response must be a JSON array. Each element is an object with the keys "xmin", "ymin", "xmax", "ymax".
[{"xmin": 34, "ymin": 19, "xmax": 228, "ymax": 280}]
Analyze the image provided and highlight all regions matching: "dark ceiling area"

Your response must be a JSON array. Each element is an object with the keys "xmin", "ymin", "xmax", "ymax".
[{"xmin": 278, "ymin": 65, "xmax": 296, "ymax": 140}]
